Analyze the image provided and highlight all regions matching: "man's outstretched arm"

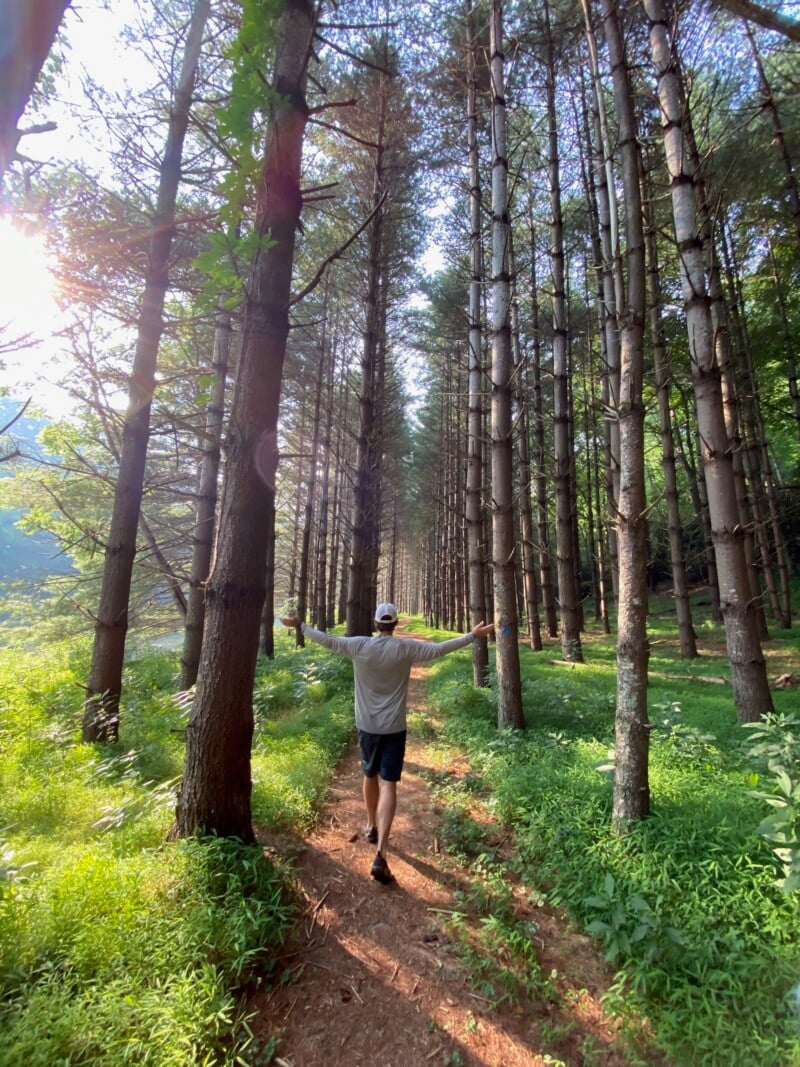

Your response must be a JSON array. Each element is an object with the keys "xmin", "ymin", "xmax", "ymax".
[
  {"xmin": 278, "ymin": 616, "xmax": 365, "ymax": 659},
  {"xmin": 410, "ymin": 620, "xmax": 495, "ymax": 663}
]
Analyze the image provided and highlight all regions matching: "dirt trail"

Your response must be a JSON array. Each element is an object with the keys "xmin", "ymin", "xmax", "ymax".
[{"xmin": 249, "ymin": 664, "xmax": 640, "ymax": 1067}]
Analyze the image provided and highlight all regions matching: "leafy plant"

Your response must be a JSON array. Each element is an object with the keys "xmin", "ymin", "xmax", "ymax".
[
  {"xmin": 745, "ymin": 714, "xmax": 800, "ymax": 892},
  {"xmin": 583, "ymin": 872, "xmax": 683, "ymax": 972}
]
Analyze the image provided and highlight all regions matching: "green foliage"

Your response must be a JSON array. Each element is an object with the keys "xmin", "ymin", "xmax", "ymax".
[
  {"xmin": 424, "ymin": 626, "xmax": 800, "ymax": 1067},
  {"xmin": 0, "ymin": 633, "xmax": 355, "ymax": 1065},
  {"xmin": 0, "ymin": 836, "xmax": 290, "ymax": 1066},
  {"xmin": 190, "ymin": 0, "xmax": 285, "ymax": 311},
  {"xmin": 745, "ymin": 714, "xmax": 800, "ymax": 892}
]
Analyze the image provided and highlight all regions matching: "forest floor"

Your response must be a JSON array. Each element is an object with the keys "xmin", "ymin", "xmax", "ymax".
[{"xmin": 248, "ymin": 641, "xmax": 658, "ymax": 1067}]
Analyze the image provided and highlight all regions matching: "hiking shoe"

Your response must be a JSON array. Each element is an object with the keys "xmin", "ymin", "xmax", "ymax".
[
  {"xmin": 371, "ymin": 851, "xmax": 394, "ymax": 884},
  {"xmin": 365, "ymin": 826, "xmax": 378, "ymax": 845}
]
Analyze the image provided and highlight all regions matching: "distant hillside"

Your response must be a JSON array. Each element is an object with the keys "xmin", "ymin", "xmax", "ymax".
[{"xmin": 0, "ymin": 397, "xmax": 75, "ymax": 583}]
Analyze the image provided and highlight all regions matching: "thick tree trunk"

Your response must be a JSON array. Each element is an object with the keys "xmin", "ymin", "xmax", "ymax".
[
  {"xmin": 0, "ymin": 0, "xmax": 71, "ymax": 181},
  {"xmin": 489, "ymin": 0, "xmax": 524, "ymax": 729},
  {"xmin": 180, "ymin": 310, "xmax": 231, "ymax": 690},
  {"xmin": 174, "ymin": 0, "xmax": 317, "ymax": 840},
  {"xmin": 84, "ymin": 0, "xmax": 210, "ymax": 742},
  {"xmin": 645, "ymin": 0, "xmax": 774, "ymax": 722},
  {"xmin": 600, "ymin": 0, "xmax": 650, "ymax": 826}
]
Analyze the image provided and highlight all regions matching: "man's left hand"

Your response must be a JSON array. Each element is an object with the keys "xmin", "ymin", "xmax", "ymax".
[{"xmin": 472, "ymin": 621, "xmax": 494, "ymax": 638}]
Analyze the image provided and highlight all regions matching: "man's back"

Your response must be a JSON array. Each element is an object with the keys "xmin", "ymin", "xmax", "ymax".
[{"xmin": 298, "ymin": 627, "xmax": 473, "ymax": 733}]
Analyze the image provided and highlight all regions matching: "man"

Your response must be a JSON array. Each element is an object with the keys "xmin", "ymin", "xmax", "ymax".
[{"xmin": 279, "ymin": 604, "xmax": 494, "ymax": 885}]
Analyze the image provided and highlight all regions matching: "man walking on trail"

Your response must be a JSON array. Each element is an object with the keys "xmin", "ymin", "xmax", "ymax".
[{"xmin": 279, "ymin": 604, "xmax": 494, "ymax": 885}]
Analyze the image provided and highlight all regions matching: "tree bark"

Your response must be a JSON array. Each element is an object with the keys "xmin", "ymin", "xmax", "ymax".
[
  {"xmin": 512, "ymin": 242, "xmax": 542, "ymax": 652},
  {"xmin": 600, "ymin": 0, "xmax": 650, "ymax": 826},
  {"xmin": 712, "ymin": 0, "xmax": 800, "ymax": 44},
  {"xmin": 644, "ymin": 0, "xmax": 774, "ymax": 721},
  {"xmin": 643, "ymin": 173, "xmax": 697, "ymax": 658},
  {"xmin": 489, "ymin": 0, "xmax": 524, "ymax": 729},
  {"xmin": 0, "ymin": 0, "xmax": 71, "ymax": 181},
  {"xmin": 544, "ymin": 0, "xmax": 582, "ymax": 663},
  {"xmin": 174, "ymin": 0, "xmax": 317, "ymax": 840},
  {"xmin": 466, "ymin": 4, "xmax": 490, "ymax": 686},
  {"xmin": 528, "ymin": 208, "xmax": 558, "ymax": 639},
  {"xmin": 347, "ymin": 62, "xmax": 389, "ymax": 637}
]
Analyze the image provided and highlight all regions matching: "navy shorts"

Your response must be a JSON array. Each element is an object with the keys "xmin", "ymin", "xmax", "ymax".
[{"xmin": 358, "ymin": 729, "xmax": 407, "ymax": 782}]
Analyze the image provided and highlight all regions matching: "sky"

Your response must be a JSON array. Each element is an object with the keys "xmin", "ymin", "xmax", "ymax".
[
  {"xmin": 0, "ymin": 2, "xmax": 145, "ymax": 418},
  {"xmin": 0, "ymin": 0, "xmax": 445, "ymax": 421}
]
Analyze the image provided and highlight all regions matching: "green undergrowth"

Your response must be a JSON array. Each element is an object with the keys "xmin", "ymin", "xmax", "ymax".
[
  {"xmin": 0, "ymin": 632, "xmax": 355, "ymax": 1065},
  {"xmin": 422, "ymin": 619, "xmax": 800, "ymax": 1067}
]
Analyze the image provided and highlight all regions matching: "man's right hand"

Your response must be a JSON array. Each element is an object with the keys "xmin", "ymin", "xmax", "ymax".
[{"xmin": 280, "ymin": 616, "xmax": 300, "ymax": 628}]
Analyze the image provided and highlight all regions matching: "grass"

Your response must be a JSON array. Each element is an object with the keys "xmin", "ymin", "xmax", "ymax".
[
  {"xmin": 0, "ymin": 628, "xmax": 356, "ymax": 1066},
  {"xmin": 421, "ymin": 597, "xmax": 800, "ymax": 1067},
  {"xmin": 2, "ymin": 604, "xmax": 799, "ymax": 1065}
]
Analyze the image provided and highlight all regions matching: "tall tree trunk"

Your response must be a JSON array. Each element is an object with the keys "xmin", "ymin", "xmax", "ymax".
[
  {"xmin": 260, "ymin": 491, "xmax": 276, "ymax": 659},
  {"xmin": 174, "ymin": 0, "xmax": 317, "ymax": 840},
  {"xmin": 180, "ymin": 309, "xmax": 232, "ymax": 690},
  {"xmin": 512, "ymin": 245, "xmax": 542, "ymax": 652},
  {"xmin": 600, "ymin": 0, "xmax": 650, "ymax": 826},
  {"xmin": 347, "ymin": 68, "xmax": 389, "ymax": 637},
  {"xmin": 746, "ymin": 22, "xmax": 800, "ymax": 244},
  {"xmin": 721, "ymin": 223, "xmax": 793, "ymax": 629},
  {"xmin": 544, "ymin": 0, "xmax": 582, "ymax": 663},
  {"xmin": 528, "ymin": 208, "xmax": 558, "ymax": 639},
  {"xmin": 84, "ymin": 0, "xmax": 210, "ymax": 742},
  {"xmin": 683, "ymin": 112, "xmax": 769, "ymax": 641},
  {"xmin": 581, "ymin": 0, "xmax": 621, "ymax": 606},
  {"xmin": 295, "ymin": 322, "xmax": 327, "ymax": 648},
  {"xmin": 574, "ymin": 82, "xmax": 610, "ymax": 633},
  {"xmin": 489, "ymin": 0, "xmax": 524, "ymax": 729},
  {"xmin": 313, "ymin": 307, "xmax": 338, "ymax": 629},
  {"xmin": 766, "ymin": 235, "xmax": 800, "ymax": 439},
  {"xmin": 466, "ymin": 3, "xmax": 490, "ymax": 685},
  {"xmin": 643, "ymin": 176, "xmax": 697, "ymax": 658},
  {"xmin": 674, "ymin": 405, "xmax": 721, "ymax": 619},
  {"xmin": 644, "ymin": 0, "xmax": 774, "ymax": 721}
]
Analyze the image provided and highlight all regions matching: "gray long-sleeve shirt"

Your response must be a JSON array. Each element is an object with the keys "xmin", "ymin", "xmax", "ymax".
[{"xmin": 299, "ymin": 623, "xmax": 474, "ymax": 734}]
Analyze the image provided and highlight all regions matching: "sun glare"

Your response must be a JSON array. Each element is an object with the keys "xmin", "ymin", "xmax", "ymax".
[
  {"xmin": 0, "ymin": 218, "xmax": 62, "ymax": 341},
  {"xmin": 0, "ymin": 217, "xmax": 72, "ymax": 415}
]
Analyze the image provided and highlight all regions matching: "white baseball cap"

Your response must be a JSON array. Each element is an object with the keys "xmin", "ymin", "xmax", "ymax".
[{"xmin": 374, "ymin": 603, "xmax": 398, "ymax": 624}]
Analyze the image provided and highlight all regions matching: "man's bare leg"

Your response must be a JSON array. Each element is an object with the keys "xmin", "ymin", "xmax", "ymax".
[
  {"xmin": 363, "ymin": 774, "xmax": 378, "ymax": 836},
  {"xmin": 376, "ymin": 778, "xmax": 397, "ymax": 856}
]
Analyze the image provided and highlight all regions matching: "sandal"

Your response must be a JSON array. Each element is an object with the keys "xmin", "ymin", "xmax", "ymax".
[{"xmin": 365, "ymin": 826, "xmax": 378, "ymax": 845}]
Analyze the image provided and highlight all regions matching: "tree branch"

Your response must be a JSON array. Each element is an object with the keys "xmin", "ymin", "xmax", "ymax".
[
  {"xmin": 710, "ymin": 0, "xmax": 800, "ymax": 41},
  {"xmin": 291, "ymin": 190, "xmax": 389, "ymax": 306},
  {"xmin": 307, "ymin": 115, "xmax": 381, "ymax": 151}
]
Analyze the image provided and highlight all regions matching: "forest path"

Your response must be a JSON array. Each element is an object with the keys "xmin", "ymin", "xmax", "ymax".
[{"xmin": 248, "ymin": 655, "xmax": 641, "ymax": 1067}]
